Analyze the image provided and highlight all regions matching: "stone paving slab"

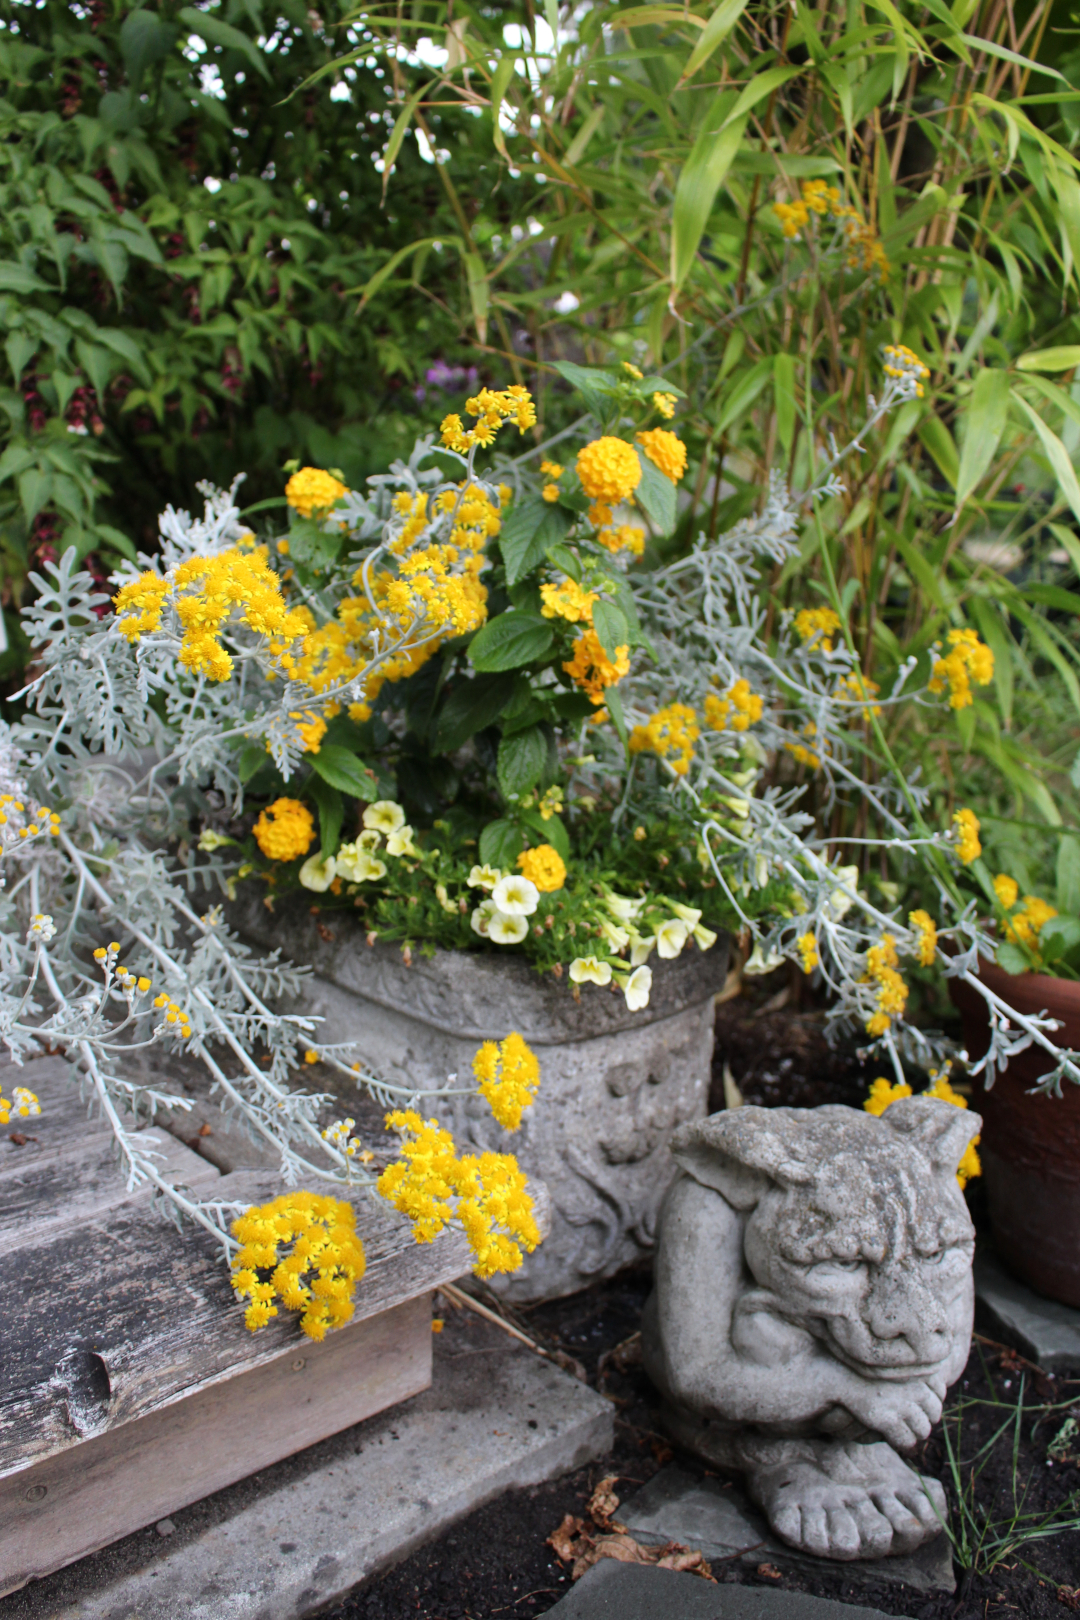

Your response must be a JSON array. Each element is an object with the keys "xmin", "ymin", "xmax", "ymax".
[
  {"xmin": 974, "ymin": 1250, "xmax": 1080, "ymax": 1372},
  {"xmin": 539, "ymin": 1560, "xmax": 916, "ymax": 1619},
  {"xmin": 618, "ymin": 1466, "xmax": 954, "ymax": 1595},
  {"xmin": 0, "ymin": 1310, "xmax": 613, "ymax": 1620}
]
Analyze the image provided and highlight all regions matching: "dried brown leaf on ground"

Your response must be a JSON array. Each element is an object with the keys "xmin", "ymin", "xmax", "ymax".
[
  {"xmin": 1058, "ymin": 1587, "xmax": 1080, "ymax": 1612},
  {"xmin": 587, "ymin": 1475, "xmax": 621, "ymax": 1528},
  {"xmin": 757, "ymin": 1563, "xmax": 783, "ymax": 1580},
  {"xmin": 547, "ymin": 1510, "xmax": 715, "ymax": 1583}
]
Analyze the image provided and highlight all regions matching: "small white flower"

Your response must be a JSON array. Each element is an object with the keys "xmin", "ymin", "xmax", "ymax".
[
  {"xmin": 598, "ymin": 917, "xmax": 630, "ymax": 952},
  {"xmin": 569, "ymin": 955, "xmax": 612, "ymax": 986},
  {"xmin": 827, "ymin": 865, "xmax": 860, "ymax": 920},
  {"xmin": 666, "ymin": 901, "xmax": 702, "ymax": 927},
  {"xmin": 630, "ymin": 933, "xmax": 655, "ymax": 967},
  {"xmin": 744, "ymin": 940, "xmax": 785, "ymax": 976},
  {"xmin": 362, "ymin": 800, "xmax": 405, "ymax": 834},
  {"xmin": 335, "ymin": 842, "xmax": 387, "ymax": 883},
  {"xmin": 489, "ymin": 909, "xmax": 529, "ymax": 945},
  {"xmin": 491, "ymin": 874, "xmax": 539, "ymax": 917},
  {"xmin": 693, "ymin": 923, "xmax": 718, "ymax": 951},
  {"xmin": 386, "ymin": 825, "xmax": 418, "ymax": 858},
  {"xmin": 656, "ymin": 918, "xmax": 689, "ymax": 959},
  {"xmin": 358, "ymin": 828, "xmax": 383, "ymax": 851},
  {"xmin": 299, "ymin": 852, "xmax": 337, "ymax": 892},
  {"xmin": 468, "ymin": 863, "xmax": 504, "ymax": 890},
  {"xmin": 198, "ymin": 829, "xmax": 236, "ymax": 851},
  {"xmin": 27, "ymin": 913, "xmax": 56, "ymax": 942},
  {"xmin": 605, "ymin": 890, "xmax": 643, "ymax": 922},
  {"xmin": 471, "ymin": 899, "xmax": 497, "ymax": 937},
  {"xmin": 754, "ymin": 853, "xmax": 770, "ymax": 889},
  {"xmin": 624, "ymin": 965, "xmax": 652, "ymax": 1010},
  {"xmin": 435, "ymin": 882, "xmax": 458, "ymax": 915}
]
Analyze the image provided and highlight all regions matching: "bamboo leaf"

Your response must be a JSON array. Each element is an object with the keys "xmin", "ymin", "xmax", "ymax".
[
  {"xmin": 463, "ymin": 251, "xmax": 489, "ymax": 343},
  {"xmin": 959, "ymin": 32, "xmax": 1066, "ymax": 82},
  {"xmin": 488, "ymin": 54, "xmax": 517, "ymax": 160},
  {"xmin": 381, "ymin": 81, "xmax": 431, "ymax": 200},
  {"xmin": 773, "ymin": 352, "xmax": 796, "ymax": 458},
  {"xmin": 954, "ymin": 368, "xmax": 1009, "ymax": 514},
  {"xmin": 671, "ymin": 115, "xmax": 747, "ymax": 291},
  {"xmin": 1012, "ymin": 392, "xmax": 1080, "ymax": 525},
  {"xmin": 1016, "ymin": 346, "xmax": 1080, "ymax": 372},
  {"xmin": 680, "ymin": 0, "xmax": 749, "ymax": 79}
]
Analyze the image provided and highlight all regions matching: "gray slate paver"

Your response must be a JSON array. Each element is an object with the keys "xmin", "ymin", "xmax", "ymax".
[
  {"xmin": 975, "ymin": 1250, "xmax": 1080, "ymax": 1372},
  {"xmin": 539, "ymin": 1560, "xmax": 916, "ymax": 1619},
  {"xmin": 619, "ymin": 1466, "xmax": 954, "ymax": 1595},
  {"xmin": 0, "ymin": 1311, "xmax": 613, "ymax": 1620}
]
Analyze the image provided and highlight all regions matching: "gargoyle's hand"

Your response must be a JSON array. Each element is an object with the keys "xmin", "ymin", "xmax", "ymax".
[{"xmin": 838, "ymin": 1378, "xmax": 944, "ymax": 1451}]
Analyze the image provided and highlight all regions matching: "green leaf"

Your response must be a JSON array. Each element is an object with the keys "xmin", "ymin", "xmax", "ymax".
[
  {"xmin": 1016, "ymin": 346, "xmax": 1080, "ymax": 373},
  {"xmin": 773, "ymin": 352, "xmax": 796, "ymax": 459},
  {"xmin": 120, "ymin": 9, "xmax": 177, "ymax": 88},
  {"xmin": 489, "ymin": 52, "xmax": 517, "ymax": 159},
  {"xmin": 1057, "ymin": 834, "xmax": 1080, "ymax": 915},
  {"xmin": 958, "ymin": 32, "xmax": 1066, "ymax": 82},
  {"xmin": 521, "ymin": 808, "xmax": 570, "ymax": 862},
  {"xmin": 177, "ymin": 6, "xmax": 271, "ymax": 80},
  {"xmin": 5, "ymin": 333, "xmax": 36, "ymax": 380},
  {"xmin": 592, "ymin": 597, "xmax": 629, "ymax": 660},
  {"xmin": 634, "ymin": 446, "xmax": 677, "ymax": 534},
  {"xmin": 1049, "ymin": 522, "xmax": 1080, "ymax": 577},
  {"xmin": 237, "ymin": 742, "xmax": 268, "ymax": 784},
  {"xmin": 1041, "ymin": 916, "xmax": 1080, "ymax": 961},
  {"xmin": 680, "ymin": 0, "xmax": 749, "ymax": 78},
  {"xmin": 500, "ymin": 497, "xmax": 572, "ymax": 586},
  {"xmin": 468, "ymin": 610, "xmax": 554, "ymax": 673},
  {"xmin": 310, "ymin": 745, "xmax": 378, "ymax": 799},
  {"xmin": 604, "ymin": 686, "xmax": 630, "ymax": 755},
  {"xmin": 479, "ymin": 818, "xmax": 525, "ymax": 868},
  {"xmin": 671, "ymin": 114, "xmax": 747, "ymax": 291},
  {"xmin": 1012, "ymin": 392, "xmax": 1080, "ymax": 525},
  {"xmin": 954, "ymin": 368, "xmax": 1009, "ymax": 513},
  {"xmin": 995, "ymin": 941, "xmax": 1032, "ymax": 976},
  {"xmin": 308, "ymin": 776, "xmax": 344, "ymax": 858},
  {"xmin": 497, "ymin": 726, "xmax": 548, "ymax": 798},
  {"xmin": 715, "ymin": 356, "xmax": 773, "ymax": 436},
  {"xmin": 381, "ymin": 80, "xmax": 431, "ymax": 199},
  {"xmin": 431, "ymin": 673, "xmax": 512, "ymax": 753},
  {"xmin": 917, "ymin": 414, "xmax": 959, "ymax": 488},
  {"xmin": 286, "ymin": 515, "xmax": 341, "ymax": 570},
  {"xmin": 0, "ymin": 263, "xmax": 50, "ymax": 294},
  {"xmin": 550, "ymin": 360, "xmax": 620, "ymax": 420}
]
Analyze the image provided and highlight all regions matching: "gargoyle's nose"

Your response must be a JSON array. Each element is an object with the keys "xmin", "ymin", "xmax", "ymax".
[{"xmin": 864, "ymin": 1259, "xmax": 948, "ymax": 1356}]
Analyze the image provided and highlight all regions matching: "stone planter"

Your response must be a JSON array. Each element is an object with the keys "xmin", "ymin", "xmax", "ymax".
[
  {"xmin": 239, "ymin": 899, "xmax": 729, "ymax": 1302},
  {"xmin": 950, "ymin": 959, "xmax": 1080, "ymax": 1308}
]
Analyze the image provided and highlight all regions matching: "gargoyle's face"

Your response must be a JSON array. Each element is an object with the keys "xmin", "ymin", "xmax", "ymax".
[{"xmin": 743, "ymin": 1149, "xmax": 974, "ymax": 1380}]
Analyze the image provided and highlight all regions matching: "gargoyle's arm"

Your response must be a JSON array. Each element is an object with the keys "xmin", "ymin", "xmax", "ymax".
[{"xmin": 652, "ymin": 1176, "xmax": 866, "ymax": 1426}]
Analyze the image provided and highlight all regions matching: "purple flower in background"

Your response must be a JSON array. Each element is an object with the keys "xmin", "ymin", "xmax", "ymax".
[{"xmin": 415, "ymin": 361, "xmax": 480, "ymax": 401}]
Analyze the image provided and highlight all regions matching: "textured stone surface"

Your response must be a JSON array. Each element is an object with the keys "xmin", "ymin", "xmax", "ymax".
[
  {"xmin": 643, "ymin": 1101, "xmax": 981, "ymax": 1562},
  {"xmin": 237, "ymin": 897, "xmax": 729, "ymax": 1302},
  {"xmin": 974, "ymin": 1249, "xmax": 1080, "ymax": 1371},
  {"xmin": 618, "ymin": 1466, "xmax": 954, "ymax": 1595},
  {"xmin": 0, "ymin": 1310, "xmax": 614, "ymax": 1620},
  {"xmin": 538, "ymin": 1559, "xmax": 916, "ymax": 1619}
]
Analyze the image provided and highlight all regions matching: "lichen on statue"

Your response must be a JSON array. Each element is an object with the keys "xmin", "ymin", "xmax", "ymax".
[{"xmin": 642, "ymin": 1097, "xmax": 980, "ymax": 1561}]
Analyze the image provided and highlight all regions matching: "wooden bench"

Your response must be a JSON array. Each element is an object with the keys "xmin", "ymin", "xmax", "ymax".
[{"xmin": 1, "ymin": 1058, "xmax": 469, "ymax": 1597}]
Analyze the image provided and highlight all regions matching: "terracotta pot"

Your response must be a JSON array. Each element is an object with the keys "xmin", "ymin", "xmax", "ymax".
[
  {"xmin": 950, "ymin": 958, "xmax": 1080, "ymax": 1307},
  {"xmin": 236, "ymin": 894, "xmax": 730, "ymax": 1303}
]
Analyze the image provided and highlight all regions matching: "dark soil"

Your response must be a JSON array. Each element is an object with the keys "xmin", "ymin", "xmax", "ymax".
[{"xmin": 325, "ymin": 995, "xmax": 1080, "ymax": 1620}]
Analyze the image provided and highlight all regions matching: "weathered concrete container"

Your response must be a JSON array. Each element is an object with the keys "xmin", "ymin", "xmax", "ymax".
[{"xmin": 239, "ymin": 900, "xmax": 728, "ymax": 1302}]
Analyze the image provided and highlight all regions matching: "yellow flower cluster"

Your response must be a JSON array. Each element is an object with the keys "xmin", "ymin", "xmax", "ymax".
[
  {"xmin": 517, "ymin": 843, "xmax": 567, "ymax": 893},
  {"xmin": 629, "ymin": 703, "xmax": 700, "ymax": 777},
  {"xmin": 291, "ymin": 710, "xmax": 327, "ymax": 754},
  {"xmin": 115, "ymin": 548, "xmax": 308, "ymax": 682},
  {"xmin": 576, "ymin": 437, "xmax": 642, "ymax": 504},
  {"xmin": 952, "ymin": 807, "xmax": 981, "ymax": 865},
  {"xmin": 596, "ymin": 524, "xmax": 645, "ymax": 558},
  {"xmin": 797, "ymin": 932, "xmax": 819, "ymax": 974},
  {"xmin": 773, "ymin": 181, "xmax": 890, "ymax": 279},
  {"xmin": 835, "ymin": 672, "xmax": 881, "ymax": 719},
  {"xmin": 152, "ymin": 988, "xmax": 193, "ymax": 1039},
  {"xmin": 862, "ymin": 933, "xmax": 908, "ymax": 1037},
  {"xmin": 636, "ymin": 428, "xmax": 687, "ymax": 484},
  {"xmin": 441, "ymin": 386, "xmax": 536, "ymax": 454},
  {"xmin": 378, "ymin": 1111, "xmax": 540, "ymax": 1278},
  {"xmin": 0, "ymin": 796, "xmax": 61, "ymax": 837},
  {"xmin": 230, "ymin": 1190, "xmax": 367, "ymax": 1339},
  {"xmin": 563, "ymin": 628, "xmax": 630, "ymax": 705},
  {"xmin": 928, "ymin": 628, "xmax": 994, "ymax": 710},
  {"xmin": 253, "ymin": 798, "xmax": 315, "ymax": 862},
  {"xmin": 864, "ymin": 1071, "xmax": 981, "ymax": 1187},
  {"xmin": 882, "ymin": 343, "xmax": 930, "ymax": 398},
  {"xmin": 784, "ymin": 720, "xmax": 825, "ymax": 770},
  {"xmin": 540, "ymin": 579, "xmax": 598, "ymax": 624},
  {"xmin": 472, "ymin": 1032, "xmax": 541, "ymax": 1132},
  {"xmin": 793, "ymin": 606, "xmax": 842, "ymax": 652},
  {"xmin": 652, "ymin": 392, "xmax": 677, "ymax": 420},
  {"xmin": 909, "ymin": 909, "xmax": 938, "ymax": 967},
  {"xmin": 0, "ymin": 1085, "xmax": 40, "ymax": 1124},
  {"xmin": 388, "ymin": 490, "xmax": 431, "ymax": 553},
  {"xmin": 704, "ymin": 679, "xmax": 763, "ymax": 733},
  {"xmin": 285, "ymin": 467, "xmax": 348, "ymax": 518},
  {"xmin": 379, "ymin": 544, "xmax": 489, "ymax": 642},
  {"xmin": 994, "ymin": 874, "xmax": 1058, "ymax": 955}
]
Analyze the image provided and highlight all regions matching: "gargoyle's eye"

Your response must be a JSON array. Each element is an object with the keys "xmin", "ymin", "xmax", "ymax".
[
  {"xmin": 923, "ymin": 1247, "xmax": 948, "ymax": 1265},
  {"xmin": 818, "ymin": 1257, "xmax": 862, "ymax": 1272}
]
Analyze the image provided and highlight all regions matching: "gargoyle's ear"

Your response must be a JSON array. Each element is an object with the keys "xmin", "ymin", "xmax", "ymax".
[
  {"xmin": 670, "ymin": 1108, "xmax": 816, "ymax": 1209},
  {"xmin": 880, "ymin": 1095, "xmax": 982, "ymax": 1175}
]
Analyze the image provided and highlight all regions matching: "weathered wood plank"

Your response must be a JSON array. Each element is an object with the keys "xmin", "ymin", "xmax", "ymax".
[
  {"xmin": 1, "ymin": 1167, "xmax": 469, "ymax": 1479},
  {"xmin": 0, "ymin": 1290, "xmax": 433, "ymax": 1598},
  {"xmin": 0, "ymin": 1126, "xmax": 220, "ymax": 1247},
  {"xmin": 0, "ymin": 1057, "xmax": 114, "ymax": 1162}
]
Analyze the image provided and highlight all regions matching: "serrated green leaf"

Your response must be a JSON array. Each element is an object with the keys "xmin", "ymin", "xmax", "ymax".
[
  {"xmin": 479, "ymin": 818, "xmax": 525, "ymax": 868},
  {"xmin": 634, "ymin": 446, "xmax": 677, "ymax": 534},
  {"xmin": 592, "ymin": 597, "xmax": 629, "ymax": 660},
  {"xmin": 995, "ymin": 941, "xmax": 1032, "ymax": 975},
  {"xmin": 521, "ymin": 808, "xmax": 569, "ymax": 862},
  {"xmin": 468, "ymin": 610, "xmax": 554, "ymax": 673},
  {"xmin": 497, "ymin": 726, "xmax": 548, "ymax": 798},
  {"xmin": 310, "ymin": 745, "xmax": 378, "ymax": 799},
  {"xmin": 431, "ymin": 673, "xmax": 511, "ymax": 753},
  {"xmin": 500, "ymin": 497, "xmax": 572, "ymax": 586},
  {"xmin": 550, "ymin": 360, "xmax": 620, "ymax": 420},
  {"xmin": 308, "ymin": 776, "xmax": 344, "ymax": 858},
  {"xmin": 237, "ymin": 742, "xmax": 268, "ymax": 784}
]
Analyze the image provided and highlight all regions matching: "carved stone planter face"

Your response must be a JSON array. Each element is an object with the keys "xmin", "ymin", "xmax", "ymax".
[{"xmin": 239, "ymin": 900, "xmax": 729, "ymax": 1301}]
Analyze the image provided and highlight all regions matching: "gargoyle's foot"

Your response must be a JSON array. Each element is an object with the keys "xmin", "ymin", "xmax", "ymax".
[{"xmin": 741, "ymin": 1438, "xmax": 947, "ymax": 1562}]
